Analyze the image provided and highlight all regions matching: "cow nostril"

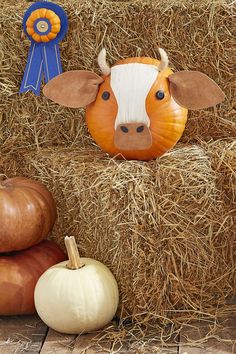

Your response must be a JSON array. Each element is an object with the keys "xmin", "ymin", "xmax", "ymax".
[
  {"xmin": 120, "ymin": 126, "xmax": 129, "ymax": 133},
  {"xmin": 136, "ymin": 125, "xmax": 144, "ymax": 133}
]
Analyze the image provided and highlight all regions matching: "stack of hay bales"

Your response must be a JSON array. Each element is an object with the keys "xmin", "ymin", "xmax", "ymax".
[{"xmin": 0, "ymin": 0, "xmax": 235, "ymax": 337}]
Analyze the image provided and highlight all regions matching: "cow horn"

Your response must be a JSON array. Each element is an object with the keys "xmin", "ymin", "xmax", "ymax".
[
  {"xmin": 158, "ymin": 48, "xmax": 169, "ymax": 72},
  {"xmin": 98, "ymin": 48, "xmax": 111, "ymax": 76}
]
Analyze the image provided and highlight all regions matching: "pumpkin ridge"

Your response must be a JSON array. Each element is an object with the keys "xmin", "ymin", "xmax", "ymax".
[
  {"xmin": 17, "ymin": 188, "xmax": 46, "ymax": 244},
  {"xmin": 11, "ymin": 179, "xmax": 56, "ymax": 227},
  {"xmin": 2, "ymin": 190, "xmax": 24, "ymax": 251},
  {"xmin": 27, "ymin": 186, "xmax": 56, "ymax": 235},
  {"xmin": 0, "ymin": 241, "xmax": 65, "ymax": 315},
  {"xmin": 0, "ymin": 178, "xmax": 56, "ymax": 252}
]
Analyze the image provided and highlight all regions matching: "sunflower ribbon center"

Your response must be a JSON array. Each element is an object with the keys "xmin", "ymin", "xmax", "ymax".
[{"xmin": 34, "ymin": 19, "xmax": 51, "ymax": 35}]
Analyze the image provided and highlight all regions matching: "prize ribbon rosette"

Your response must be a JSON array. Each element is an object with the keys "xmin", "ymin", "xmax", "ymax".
[{"xmin": 19, "ymin": 1, "xmax": 68, "ymax": 95}]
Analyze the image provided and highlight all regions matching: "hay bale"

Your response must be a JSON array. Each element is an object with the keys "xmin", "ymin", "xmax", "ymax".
[
  {"xmin": 0, "ymin": 143, "xmax": 235, "ymax": 329},
  {"xmin": 207, "ymin": 139, "xmax": 236, "ymax": 205},
  {"xmin": 0, "ymin": 0, "xmax": 235, "ymax": 153}
]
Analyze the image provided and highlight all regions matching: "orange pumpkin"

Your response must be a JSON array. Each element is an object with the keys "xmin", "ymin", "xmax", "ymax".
[
  {"xmin": 43, "ymin": 48, "xmax": 224, "ymax": 161},
  {"xmin": 0, "ymin": 240, "xmax": 66, "ymax": 315},
  {"xmin": 0, "ymin": 177, "xmax": 56, "ymax": 252},
  {"xmin": 86, "ymin": 57, "xmax": 187, "ymax": 161}
]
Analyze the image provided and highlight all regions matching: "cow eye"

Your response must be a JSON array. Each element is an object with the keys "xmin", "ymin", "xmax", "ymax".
[
  {"xmin": 102, "ymin": 91, "xmax": 110, "ymax": 100},
  {"xmin": 155, "ymin": 90, "xmax": 165, "ymax": 100}
]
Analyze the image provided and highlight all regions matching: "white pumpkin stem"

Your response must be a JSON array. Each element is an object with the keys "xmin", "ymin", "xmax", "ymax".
[{"xmin": 65, "ymin": 236, "xmax": 84, "ymax": 269}]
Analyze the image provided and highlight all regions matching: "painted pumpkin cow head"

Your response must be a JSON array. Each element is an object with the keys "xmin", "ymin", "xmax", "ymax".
[{"xmin": 43, "ymin": 48, "xmax": 225, "ymax": 161}]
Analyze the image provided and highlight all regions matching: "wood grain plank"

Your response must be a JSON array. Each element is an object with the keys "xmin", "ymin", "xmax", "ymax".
[
  {"xmin": 179, "ymin": 317, "xmax": 236, "ymax": 354},
  {"xmin": 119, "ymin": 335, "xmax": 179, "ymax": 354},
  {"xmin": 40, "ymin": 328, "xmax": 77, "ymax": 353},
  {"xmin": 124, "ymin": 341, "xmax": 178, "ymax": 353},
  {"xmin": 97, "ymin": 320, "xmax": 179, "ymax": 353},
  {"xmin": 0, "ymin": 315, "xmax": 47, "ymax": 354},
  {"xmin": 72, "ymin": 332, "xmax": 111, "ymax": 353},
  {"xmin": 111, "ymin": 321, "xmax": 179, "ymax": 353}
]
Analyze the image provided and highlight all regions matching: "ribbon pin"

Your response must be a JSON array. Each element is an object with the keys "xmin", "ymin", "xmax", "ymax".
[{"xmin": 20, "ymin": 1, "xmax": 68, "ymax": 96}]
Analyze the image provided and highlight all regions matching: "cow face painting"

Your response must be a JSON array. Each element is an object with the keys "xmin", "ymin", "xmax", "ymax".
[
  {"xmin": 43, "ymin": 48, "xmax": 225, "ymax": 161},
  {"xmin": 86, "ymin": 55, "xmax": 188, "ymax": 160}
]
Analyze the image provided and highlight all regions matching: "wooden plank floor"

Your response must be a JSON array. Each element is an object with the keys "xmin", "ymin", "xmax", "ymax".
[
  {"xmin": 179, "ymin": 317, "xmax": 236, "ymax": 354},
  {"xmin": 0, "ymin": 315, "xmax": 235, "ymax": 353}
]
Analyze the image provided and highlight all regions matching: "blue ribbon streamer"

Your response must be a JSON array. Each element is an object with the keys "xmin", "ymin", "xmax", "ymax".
[
  {"xmin": 19, "ymin": 1, "xmax": 68, "ymax": 96},
  {"xmin": 20, "ymin": 43, "xmax": 62, "ymax": 96}
]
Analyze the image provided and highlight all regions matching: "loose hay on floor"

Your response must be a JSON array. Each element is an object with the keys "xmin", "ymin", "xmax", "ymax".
[
  {"xmin": 0, "ymin": 142, "xmax": 235, "ymax": 334},
  {"xmin": 0, "ymin": 0, "xmax": 235, "ymax": 153}
]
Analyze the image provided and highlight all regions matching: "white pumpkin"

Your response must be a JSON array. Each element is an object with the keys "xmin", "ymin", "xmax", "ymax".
[{"xmin": 34, "ymin": 237, "xmax": 119, "ymax": 334}]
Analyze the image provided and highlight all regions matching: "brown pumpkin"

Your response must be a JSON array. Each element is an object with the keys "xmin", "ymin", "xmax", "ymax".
[
  {"xmin": 86, "ymin": 57, "xmax": 188, "ymax": 161},
  {"xmin": 0, "ymin": 240, "xmax": 66, "ymax": 315},
  {"xmin": 0, "ymin": 177, "xmax": 57, "ymax": 252}
]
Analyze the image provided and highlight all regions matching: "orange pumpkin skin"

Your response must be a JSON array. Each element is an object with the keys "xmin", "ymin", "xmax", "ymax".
[
  {"xmin": 0, "ymin": 177, "xmax": 57, "ymax": 252},
  {"xmin": 86, "ymin": 57, "xmax": 188, "ymax": 161},
  {"xmin": 0, "ymin": 240, "xmax": 66, "ymax": 315}
]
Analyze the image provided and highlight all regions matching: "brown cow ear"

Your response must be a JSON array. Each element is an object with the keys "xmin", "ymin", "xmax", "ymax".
[
  {"xmin": 43, "ymin": 71, "xmax": 104, "ymax": 108},
  {"xmin": 169, "ymin": 71, "xmax": 225, "ymax": 110}
]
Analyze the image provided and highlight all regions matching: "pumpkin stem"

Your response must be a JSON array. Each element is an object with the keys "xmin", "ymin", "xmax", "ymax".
[{"xmin": 65, "ymin": 236, "xmax": 84, "ymax": 270}]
